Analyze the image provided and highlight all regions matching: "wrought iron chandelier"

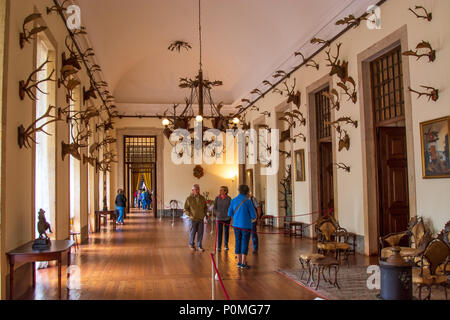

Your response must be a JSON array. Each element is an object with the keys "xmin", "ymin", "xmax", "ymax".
[{"xmin": 161, "ymin": 0, "xmax": 240, "ymax": 140}]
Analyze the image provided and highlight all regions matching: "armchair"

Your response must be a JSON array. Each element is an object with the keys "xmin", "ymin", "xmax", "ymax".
[
  {"xmin": 379, "ymin": 216, "xmax": 432, "ymax": 261},
  {"xmin": 412, "ymin": 238, "xmax": 449, "ymax": 300},
  {"xmin": 315, "ymin": 216, "xmax": 350, "ymax": 266}
]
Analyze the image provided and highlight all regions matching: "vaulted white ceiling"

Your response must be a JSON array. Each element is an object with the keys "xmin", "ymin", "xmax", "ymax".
[{"xmin": 77, "ymin": 0, "xmax": 378, "ymax": 114}]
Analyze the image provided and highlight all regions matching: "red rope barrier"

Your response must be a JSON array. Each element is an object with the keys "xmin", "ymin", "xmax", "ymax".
[{"xmin": 210, "ymin": 253, "xmax": 230, "ymax": 300}]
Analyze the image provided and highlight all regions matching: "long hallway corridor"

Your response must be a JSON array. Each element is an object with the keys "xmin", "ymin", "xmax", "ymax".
[{"xmin": 21, "ymin": 212, "xmax": 326, "ymax": 300}]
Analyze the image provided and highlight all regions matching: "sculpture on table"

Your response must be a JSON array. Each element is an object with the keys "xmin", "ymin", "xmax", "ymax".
[{"xmin": 32, "ymin": 209, "xmax": 52, "ymax": 250}]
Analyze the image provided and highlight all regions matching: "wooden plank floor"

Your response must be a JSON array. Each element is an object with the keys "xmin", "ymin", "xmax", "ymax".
[{"xmin": 21, "ymin": 210, "xmax": 375, "ymax": 300}]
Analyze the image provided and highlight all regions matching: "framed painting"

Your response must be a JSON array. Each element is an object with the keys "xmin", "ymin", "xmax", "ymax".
[
  {"xmin": 420, "ymin": 116, "xmax": 450, "ymax": 179},
  {"xmin": 294, "ymin": 149, "xmax": 306, "ymax": 182}
]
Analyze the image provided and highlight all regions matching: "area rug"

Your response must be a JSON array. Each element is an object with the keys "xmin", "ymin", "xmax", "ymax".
[{"xmin": 277, "ymin": 266, "xmax": 448, "ymax": 300}]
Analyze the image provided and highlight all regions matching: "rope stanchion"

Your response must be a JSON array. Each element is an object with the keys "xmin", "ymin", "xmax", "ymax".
[{"xmin": 210, "ymin": 253, "xmax": 230, "ymax": 300}]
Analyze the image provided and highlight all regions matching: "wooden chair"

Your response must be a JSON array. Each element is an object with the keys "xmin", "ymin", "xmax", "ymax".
[
  {"xmin": 379, "ymin": 216, "xmax": 432, "ymax": 261},
  {"xmin": 438, "ymin": 220, "xmax": 450, "ymax": 275},
  {"xmin": 412, "ymin": 238, "xmax": 449, "ymax": 300},
  {"xmin": 315, "ymin": 216, "xmax": 350, "ymax": 266}
]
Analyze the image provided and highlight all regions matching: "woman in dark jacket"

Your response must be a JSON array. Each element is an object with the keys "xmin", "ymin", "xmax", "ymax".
[
  {"xmin": 213, "ymin": 186, "xmax": 232, "ymax": 251},
  {"xmin": 115, "ymin": 189, "xmax": 127, "ymax": 225}
]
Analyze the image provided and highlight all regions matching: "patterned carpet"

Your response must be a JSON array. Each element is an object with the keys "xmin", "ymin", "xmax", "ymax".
[{"xmin": 277, "ymin": 266, "xmax": 448, "ymax": 300}]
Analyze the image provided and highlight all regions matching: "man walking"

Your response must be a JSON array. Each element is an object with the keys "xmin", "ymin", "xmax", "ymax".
[{"xmin": 184, "ymin": 184, "xmax": 208, "ymax": 252}]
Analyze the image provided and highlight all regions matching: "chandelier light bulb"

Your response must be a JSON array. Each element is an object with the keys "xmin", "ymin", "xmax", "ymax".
[
  {"xmin": 232, "ymin": 117, "xmax": 240, "ymax": 125},
  {"xmin": 162, "ymin": 119, "xmax": 170, "ymax": 126},
  {"xmin": 196, "ymin": 115, "xmax": 204, "ymax": 122}
]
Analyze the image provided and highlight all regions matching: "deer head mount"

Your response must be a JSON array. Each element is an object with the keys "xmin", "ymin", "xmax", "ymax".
[
  {"xmin": 58, "ymin": 78, "xmax": 80, "ymax": 104},
  {"xmin": 279, "ymin": 150, "xmax": 291, "ymax": 159},
  {"xmin": 327, "ymin": 117, "xmax": 358, "ymax": 129},
  {"xmin": 96, "ymin": 119, "xmax": 114, "ymax": 132},
  {"xmin": 61, "ymin": 125, "xmax": 91, "ymax": 161},
  {"xmin": 408, "ymin": 6, "xmax": 432, "ymax": 21},
  {"xmin": 168, "ymin": 41, "xmax": 192, "ymax": 52},
  {"xmin": 279, "ymin": 109, "xmax": 306, "ymax": 130},
  {"xmin": 20, "ymin": 13, "xmax": 47, "ymax": 49},
  {"xmin": 322, "ymin": 88, "xmax": 341, "ymax": 111},
  {"xmin": 82, "ymin": 154, "xmax": 98, "ymax": 168},
  {"xmin": 260, "ymin": 111, "xmax": 271, "ymax": 118},
  {"xmin": 83, "ymin": 85, "xmax": 97, "ymax": 105},
  {"xmin": 337, "ymin": 77, "xmax": 357, "ymax": 104},
  {"xmin": 335, "ymin": 14, "xmax": 370, "ymax": 28},
  {"xmin": 273, "ymin": 79, "xmax": 301, "ymax": 109},
  {"xmin": 98, "ymin": 152, "xmax": 117, "ymax": 172},
  {"xmin": 310, "ymin": 37, "xmax": 331, "ymax": 47},
  {"xmin": 409, "ymin": 86, "xmax": 439, "ymax": 102},
  {"xmin": 402, "ymin": 41, "xmax": 436, "ymax": 62},
  {"xmin": 325, "ymin": 43, "xmax": 349, "ymax": 83},
  {"xmin": 295, "ymin": 52, "xmax": 320, "ymax": 70},
  {"xmin": 19, "ymin": 57, "xmax": 55, "ymax": 101},
  {"xmin": 334, "ymin": 163, "xmax": 351, "ymax": 173},
  {"xmin": 18, "ymin": 105, "xmax": 59, "ymax": 149}
]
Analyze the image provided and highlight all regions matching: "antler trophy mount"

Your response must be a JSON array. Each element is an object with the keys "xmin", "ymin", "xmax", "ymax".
[
  {"xmin": 18, "ymin": 105, "xmax": 59, "ymax": 149},
  {"xmin": 325, "ymin": 43, "xmax": 348, "ymax": 83},
  {"xmin": 19, "ymin": 57, "xmax": 55, "ymax": 101},
  {"xmin": 20, "ymin": 13, "xmax": 47, "ymax": 49},
  {"xmin": 61, "ymin": 125, "xmax": 90, "ymax": 161}
]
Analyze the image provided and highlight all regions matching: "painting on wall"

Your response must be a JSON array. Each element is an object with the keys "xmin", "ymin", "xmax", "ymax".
[
  {"xmin": 420, "ymin": 116, "xmax": 450, "ymax": 179},
  {"xmin": 294, "ymin": 149, "xmax": 306, "ymax": 182}
]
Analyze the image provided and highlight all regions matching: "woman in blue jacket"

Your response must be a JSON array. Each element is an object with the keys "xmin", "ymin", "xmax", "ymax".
[{"xmin": 228, "ymin": 185, "xmax": 256, "ymax": 269}]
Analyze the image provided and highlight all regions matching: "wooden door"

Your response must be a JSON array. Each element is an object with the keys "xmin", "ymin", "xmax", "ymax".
[
  {"xmin": 319, "ymin": 142, "xmax": 334, "ymax": 214},
  {"xmin": 378, "ymin": 127, "xmax": 410, "ymax": 237}
]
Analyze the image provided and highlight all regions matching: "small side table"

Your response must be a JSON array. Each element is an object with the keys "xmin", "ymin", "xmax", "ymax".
[
  {"xmin": 261, "ymin": 215, "xmax": 274, "ymax": 228},
  {"xmin": 309, "ymin": 256, "xmax": 340, "ymax": 290},
  {"xmin": 70, "ymin": 232, "xmax": 80, "ymax": 252},
  {"xmin": 289, "ymin": 222, "xmax": 304, "ymax": 238}
]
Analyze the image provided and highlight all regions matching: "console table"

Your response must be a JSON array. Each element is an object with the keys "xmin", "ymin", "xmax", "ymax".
[
  {"xmin": 6, "ymin": 240, "xmax": 74, "ymax": 300},
  {"xmin": 95, "ymin": 210, "xmax": 117, "ymax": 232}
]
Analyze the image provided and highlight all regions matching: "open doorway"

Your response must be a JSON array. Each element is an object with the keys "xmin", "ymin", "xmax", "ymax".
[
  {"xmin": 124, "ymin": 136, "xmax": 157, "ymax": 217},
  {"xmin": 370, "ymin": 46, "xmax": 410, "ymax": 239},
  {"xmin": 315, "ymin": 86, "xmax": 335, "ymax": 216}
]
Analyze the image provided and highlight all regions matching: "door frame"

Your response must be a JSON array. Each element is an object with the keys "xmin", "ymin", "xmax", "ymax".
[
  {"xmin": 306, "ymin": 75, "xmax": 338, "ymax": 237},
  {"xmin": 358, "ymin": 25, "xmax": 417, "ymax": 256}
]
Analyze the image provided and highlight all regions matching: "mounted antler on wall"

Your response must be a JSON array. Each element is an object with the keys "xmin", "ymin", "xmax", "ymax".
[
  {"xmin": 335, "ymin": 14, "xmax": 370, "ymax": 28},
  {"xmin": 337, "ymin": 77, "xmax": 357, "ymax": 104},
  {"xmin": 260, "ymin": 111, "xmax": 271, "ymax": 118},
  {"xmin": 325, "ymin": 43, "xmax": 348, "ymax": 83},
  {"xmin": 168, "ymin": 41, "xmax": 192, "ymax": 52},
  {"xmin": 295, "ymin": 52, "xmax": 320, "ymax": 70},
  {"xmin": 409, "ymin": 86, "xmax": 439, "ymax": 102},
  {"xmin": 310, "ymin": 37, "xmax": 331, "ymax": 47},
  {"xmin": 273, "ymin": 79, "xmax": 302, "ymax": 109},
  {"xmin": 402, "ymin": 41, "xmax": 436, "ymax": 62},
  {"xmin": 290, "ymin": 132, "xmax": 307, "ymax": 143},
  {"xmin": 96, "ymin": 118, "xmax": 114, "ymax": 132},
  {"xmin": 408, "ymin": 6, "xmax": 432, "ymax": 21},
  {"xmin": 20, "ymin": 13, "xmax": 47, "ymax": 49},
  {"xmin": 327, "ymin": 117, "xmax": 358, "ymax": 129},
  {"xmin": 322, "ymin": 88, "xmax": 341, "ymax": 111},
  {"xmin": 273, "ymin": 70, "xmax": 288, "ymax": 79},
  {"xmin": 250, "ymin": 88, "xmax": 265, "ymax": 98},
  {"xmin": 334, "ymin": 163, "xmax": 351, "ymax": 173},
  {"xmin": 61, "ymin": 124, "xmax": 91, "ymax": 161},
  {"xmin": 19, "ymin": 57, "xmax": 55, "ymax": 101},
  {"xmin": 83, "ymin": 85, "xmax": 97, "ymax": 105},
  {"xmin": 46, "ymin": 0, "xmax": 70, "ymax": 15},
  {"xmin": 18, "ymin": 105, "xmax": 59, "ymax": 149}
]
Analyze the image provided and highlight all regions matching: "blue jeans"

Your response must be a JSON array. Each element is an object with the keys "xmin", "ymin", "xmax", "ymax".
[
  {"xmin": 190, "ymin": 220, "xmax": 204, "ymax": 248},
  {"xmin": 251, "ymin": 222, "xmax": 258, "ymax": 251},
  {"xmin": 116, "ymin": 206, "xmax": 125, "ymax": 223},
  {"xmin": 217, "ymin": 220, "xmax": 230, "ymax": 249},
  {"xmin": 234, "ymin": 228, "xmax": 251, "ymax": 255}
]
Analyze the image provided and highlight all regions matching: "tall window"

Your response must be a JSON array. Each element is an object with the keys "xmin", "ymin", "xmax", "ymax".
[
  {"xmin": 370, "ymin": 46, "xmax": 405, "ymax": 125},
  {"xmin": 35, "ymin": 37, "xmax": 56, "ymax": 237},
  {"xmin": 69, "ymin": 87, "xmax": 81, "ymax": 231}
]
